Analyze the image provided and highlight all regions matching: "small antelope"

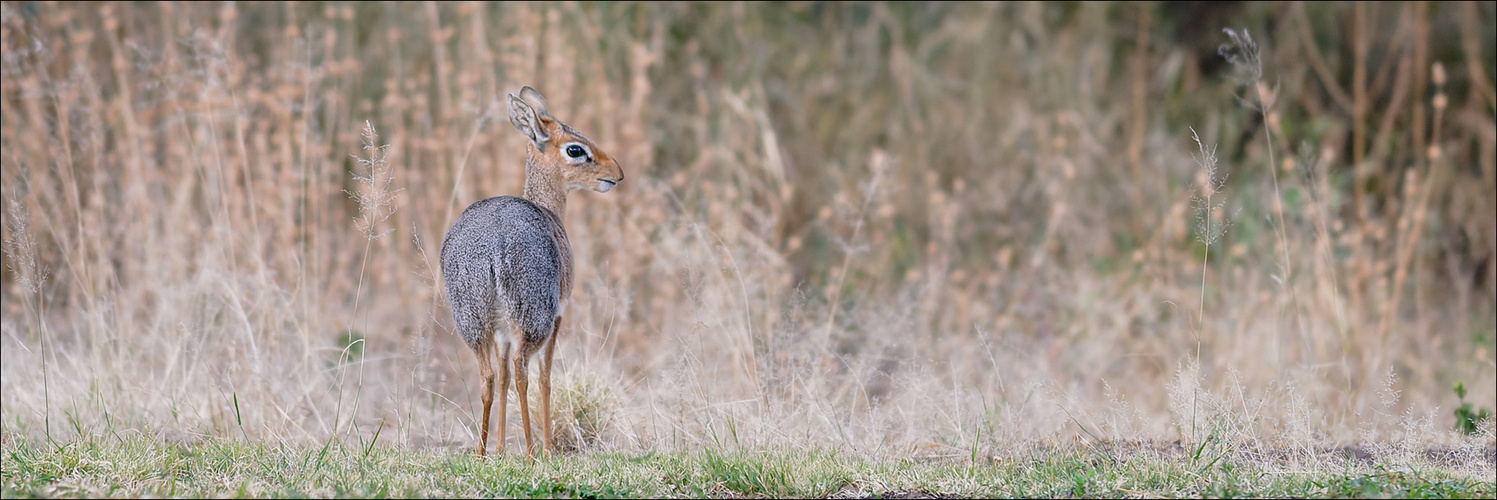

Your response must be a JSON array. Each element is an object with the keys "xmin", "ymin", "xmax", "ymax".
[{"xmin": 441, "ymin": 86, "xmax": 623, "ymax": 458}]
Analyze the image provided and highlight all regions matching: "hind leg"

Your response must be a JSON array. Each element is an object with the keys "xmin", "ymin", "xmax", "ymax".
[
  {"xmin": 471, "ymin": 338, "xmax": 496, "ymax": 457},
  {"xmin": 539, "ymin": 316, "xmax": 561, "ymax": 456},
  {"xmin": 514, "ymin": 343, "xmax": 535, "ymax": 459},
  {"xmin": 494, "ymin": 339, "xmax": 512, "ymax": 454}
]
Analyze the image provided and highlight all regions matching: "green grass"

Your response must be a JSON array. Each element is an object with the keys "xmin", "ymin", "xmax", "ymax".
[{"xmin": 2, "ymin": 433, "xmax": 1491, "ymax": 498}]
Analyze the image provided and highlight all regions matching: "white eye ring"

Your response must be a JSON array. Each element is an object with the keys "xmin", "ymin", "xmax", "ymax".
[{"xmin": 562, "ymin": 142, "xmax": 590, "ymax": 164}]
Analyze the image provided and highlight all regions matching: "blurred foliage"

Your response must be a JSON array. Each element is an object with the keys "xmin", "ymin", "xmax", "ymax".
[
  {"xmin": 1452, "ymin": 382, "xmax": 1492, "ymax": 435},
  {"xmin": 1, "ymin": 1, "xmax": 1493, "ymax": 450}
]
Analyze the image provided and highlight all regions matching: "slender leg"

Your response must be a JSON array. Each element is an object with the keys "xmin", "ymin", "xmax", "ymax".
[
  {"xmin": 473, "ymin": 339, "xmax": 495, "ymax": 457},
  {"xmin": 514, "ymin": 345, "xmax": 534, "ymax": 459},
  {"xmin": 495, "ymin": 340, "xmax": 512, "ymax": 455},
  {"xmin": 540, "ymin": 316, "xmax": 561, "ymax": 456}
]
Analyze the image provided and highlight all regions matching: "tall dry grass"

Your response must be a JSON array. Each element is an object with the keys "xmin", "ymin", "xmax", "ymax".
[{"xmin": 1, "ymin": 1, "xmax": 1493, "ymax": 467}]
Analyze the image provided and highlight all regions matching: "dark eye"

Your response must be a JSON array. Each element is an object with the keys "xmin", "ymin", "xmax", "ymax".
[{"xmin": 566, "ymin": 144, "xmax": 586, "ymax": 158}]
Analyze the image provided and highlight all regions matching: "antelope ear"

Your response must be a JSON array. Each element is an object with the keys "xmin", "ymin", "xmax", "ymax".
[
  {"xmin": 508, "ymin": 88, "xmax": 551, "ymax": 150},
  {"xmin": 518, "ymin": 86, "xmax": 550, "ymax": 115}
]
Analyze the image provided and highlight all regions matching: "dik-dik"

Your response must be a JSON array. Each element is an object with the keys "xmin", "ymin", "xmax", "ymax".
[{"xmin": 441, "ymin": 86, "xmax": 623, "ymax": 457}]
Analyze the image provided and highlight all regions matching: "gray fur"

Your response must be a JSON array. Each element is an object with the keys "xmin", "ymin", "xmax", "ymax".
[{"xmin": 441, "ymin": 196, "xmax": 567, "ymax": 348}]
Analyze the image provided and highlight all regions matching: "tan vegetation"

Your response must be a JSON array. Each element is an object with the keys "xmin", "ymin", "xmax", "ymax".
[{"xmin": 1, "ymin": 1, "xmax": 1493, "ymax": 470}]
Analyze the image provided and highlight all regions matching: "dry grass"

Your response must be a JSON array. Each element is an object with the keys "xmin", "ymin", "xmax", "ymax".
[{"xmin": 1, "ymin": 0, "xmax": 1493, "ymax": 474}]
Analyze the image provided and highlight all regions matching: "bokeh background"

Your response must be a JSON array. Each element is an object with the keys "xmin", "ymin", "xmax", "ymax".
[{"xmin": 3, "ymin": 1, "xmax": 1494, "ymax": 459}]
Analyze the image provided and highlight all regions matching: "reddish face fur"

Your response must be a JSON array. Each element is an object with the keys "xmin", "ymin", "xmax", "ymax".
[
  {"xmin": 529, "ymin": 120, "xmax": 624, "ymax": 193},
  {"xmin": 509, "ymin": 87, "xmax": 624, "ymax": 196}
]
